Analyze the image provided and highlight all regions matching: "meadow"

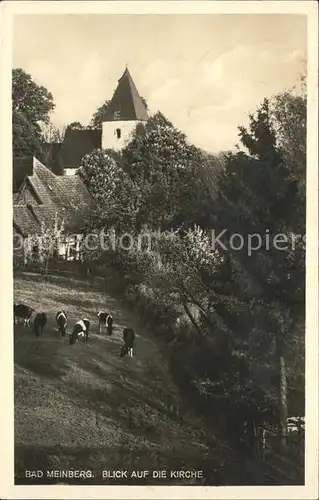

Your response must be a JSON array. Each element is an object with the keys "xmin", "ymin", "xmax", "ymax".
[{"xmin": 14, "ymin": 272, "xmax": 237, "ymax": 485}]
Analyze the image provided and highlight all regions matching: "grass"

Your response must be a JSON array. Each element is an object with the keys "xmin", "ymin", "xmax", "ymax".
[{"xmin": 14, "ymin": 272, "xmax": 240, "ymax": 486}]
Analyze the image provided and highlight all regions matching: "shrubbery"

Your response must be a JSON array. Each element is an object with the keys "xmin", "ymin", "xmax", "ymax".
[{"xmin": 82, "ymin": 84, "xmax": 306, "ymax": 473}]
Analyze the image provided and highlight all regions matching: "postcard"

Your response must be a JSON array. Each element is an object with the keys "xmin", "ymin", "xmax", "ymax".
[{"xmin": 1, "ymin": 1, "xmax": 318, "ymax": 499}]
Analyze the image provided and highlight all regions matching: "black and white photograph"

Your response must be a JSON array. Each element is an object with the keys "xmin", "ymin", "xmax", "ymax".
[{"xmin": 1, "ymin": 1, "xmax": 318, "ymax": 498}]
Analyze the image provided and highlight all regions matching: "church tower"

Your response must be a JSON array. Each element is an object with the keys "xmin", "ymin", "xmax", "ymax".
[{"xmin": 101, "ymin": 67, "xmax": 149, "ymax": 151}]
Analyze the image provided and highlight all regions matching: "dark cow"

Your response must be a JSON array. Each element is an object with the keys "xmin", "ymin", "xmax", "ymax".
[
  {"xmin": 107, "ymin": 314, "xmax": 113, "ymax": 335},
  {"xmin": 33, "ymin": 312, "xmax": 47, "ymax": 337},
  {"xmin": 121, "ymin": 328, "xmax": 135, "ymax": 357},
  {"xmin": 69, "ymin": 318, "xmax": 90, "ymax": 345},
  {"xmin": 14, "ymin": 303, "xmax": 34, "ymax": 327},
  {"xmin": 56, "ymin": 310, "xmax": 67, "ymax": 337}
]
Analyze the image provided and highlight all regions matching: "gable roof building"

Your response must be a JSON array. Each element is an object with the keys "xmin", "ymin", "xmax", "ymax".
[
  {"xmin": 12, "ymin": 68, "xmax": 148, "ymax": 259},
  {"xmin": 13, "ymin": 157, "xmax": 94, "ymax": 237},
  {"xmin": 55, "ymin": 128, "xmax": 102, "ymax": 174}
]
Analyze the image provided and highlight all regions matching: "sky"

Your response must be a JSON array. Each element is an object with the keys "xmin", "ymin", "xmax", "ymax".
[{"xmin": 12, "ymin": 14, "xmax": 306, "ymax": 153}]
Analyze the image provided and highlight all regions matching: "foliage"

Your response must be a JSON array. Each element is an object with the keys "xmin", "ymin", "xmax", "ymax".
[
  {"xmin": 12, "ymin": 68, "xmax": 55, "ymax": 125},
  {"xmin": 12, "ymin": 68, "xmax": 55, "ymax": 158},
  {"xmin": 90, "ymin": 100, "xmax": 110, "ymax": 128},
  {"xmin": 81, "ymin": 81, "xmax": 306, "ymax": 463},
  {"xmin": 78, "ymin": 149, "xmax": 141, "ymax": 232},
  {"xmin": 270, "ymin": 88, "xmax": 306, "ymax": 212},
  {"xmin": 41, "ymin": 123, "xmax": 66, "ymax": 143},
  {"xmin": 207, "ymin": 94, "xmax": 306, "ymax": 443},
  {"xmin": 122, "ymin": 112, "xmax": 208, "ymax": 229},
  {"xmin": 24, "ymin": 214, "xmax": 65, "ymax": 274},
  {"xmin": 217, "ymin": 97, "xmax": 305, "ymax": 311},
  {"xmin": 40, "ymin": 123, "xmax": 65, "ymax": 175},
  {"xmin": 65, "ymin": 121, "xmax": 85, "ymax": 131},
  {"xmin": 12, "ymin": 109, "xmax": 44, "ymax": 158}
]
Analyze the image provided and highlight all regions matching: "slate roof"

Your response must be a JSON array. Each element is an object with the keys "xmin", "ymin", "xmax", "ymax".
[
  {"xmin": 102, "ymin": 68, "xmax": 149, "ymax": 122},
  {"xmin": 13, "ymin": 157, "xmax": 95, "ymax": 235},
  {"xmin": 13, "ymin": 205, "xmax": 41, "ymax": 237},
  {"xmin": 56, "ymin": 129, "xmax": 102, "ymax": 169}
]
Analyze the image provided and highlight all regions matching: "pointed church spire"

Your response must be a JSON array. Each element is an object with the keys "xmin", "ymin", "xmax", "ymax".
[{"xmin": 103, "ymin": 67, "xmax": 148, "ymax": 122}]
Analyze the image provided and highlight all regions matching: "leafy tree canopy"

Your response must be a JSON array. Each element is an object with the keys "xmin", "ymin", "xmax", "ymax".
[
  {"xmin": 65, "ymin": 121, "xmax": 85, "ymax": 131},
  {"xmin": 122, "ymin": 111, "xmax": 206, "ymax": 229},
  {"xmin": 12, "ymin": 68, "xmax": 55, "ymax": 158},
  {"xmin": 12, "ymin": 68, "xmax": 54, "ymax": 125}
]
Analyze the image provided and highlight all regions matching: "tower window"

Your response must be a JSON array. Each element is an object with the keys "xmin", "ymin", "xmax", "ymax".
[
  {"xmin": 116, "ymin": 128, "xmax": 121, "ymax": 139},
  {"xmin": 114, "ymin": 110, "xmax": 121, "ymax": 120}
]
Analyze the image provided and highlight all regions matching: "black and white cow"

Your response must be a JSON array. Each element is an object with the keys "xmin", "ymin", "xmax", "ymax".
[
  {"xmin": 287, "ymin": 416, "xmax": 305, "ymax": 434},
  {"xmin": 33, "ymin": 312, "xmax": 47, "ymax": 337},
  {"xmin": 56, "ymin": 310, "xmax": 67, "ymax": 337},
  {"xmin": 121, "ymin": 328, "xmax": 135, "ymax": 357},
  {"xmin": 69, "ymin": 318, "xmax": 90, "ymax": 345},
  {"xmin": 97, "ymin": 311, "xmax": 108, "ymax": 334},
  {"xmin": 97, "ymin": 311, "xmax": 113, "ymax": 335},
  {"xmin": 14, "ymin": 303, "xmax": 34, "ymax": 327}
]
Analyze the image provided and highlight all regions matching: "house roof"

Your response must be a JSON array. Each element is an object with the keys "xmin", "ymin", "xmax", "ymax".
[
  {"xmin": 13, "ymin": 157, "xmax": 34, "ymax": 193},
  {"xmin": 13, "ymin": 203, "xmax": 89, "ymax": 237},
  {"xmin": 13, "ymin": 205, "xmax": 41, "ymax": 237},
  {"xmin": 102, "ymin": 68, "xmax": 149, "ymax": 122},
  {"xmin": 56, "ymin": 129, "xmax": 102, "ymax": 169},
  {"xmin": 13, "ymin": 157, "xmax": 95, "ymax": 235}
]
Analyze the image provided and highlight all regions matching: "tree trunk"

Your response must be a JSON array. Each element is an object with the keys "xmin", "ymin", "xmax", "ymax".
[
  {"xmin": 44, "ymin": 255, "xmax": 50, "ymax": 276},
  {"xmin": 182, "ymin": 302, "xmax": 202, "ymax": 335},
  {"xmin": 275, "ymin": 331, "xmax": 288, "ymax": 448}
]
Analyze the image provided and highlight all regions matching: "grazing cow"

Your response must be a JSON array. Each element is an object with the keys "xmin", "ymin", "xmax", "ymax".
[
  {"xmin": 56, "ymin": 310, "xmax": 67, "ymax": 337},
  {"xmin": 107, "ymin": 314, "xmax": 113, "ymax": 335},
  {"xmin": 33, "ymin": 312, "xmax": 47, "ymax": 337},
  {"xmin": 69, "ymin": 318, "xmax": 90, "ymax": 345},
  {"xmin": 287, "ymin": 416, "xmax": 305, "ymax": 434},
  {"xmin": 97, "ymin": 311, "xmax": 108, "ymax": 334},
  {"xmin": 14, "ymin": 303, "xmax": 34, "ymax": 327},
  {"xmin": 82, "ymin": 318, "xmax": 90, "ymax": 342},
  {"xmin": 97, "ymin": 311, "xmax": 113, "ymax": 335},
  {"xmin": 121, "ymin": 328, "xmax": 135, "ymax": 357}
]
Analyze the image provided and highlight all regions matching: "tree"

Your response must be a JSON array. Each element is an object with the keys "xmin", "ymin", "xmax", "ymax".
[
  {"xmin": 13, "ymin": 110, "xmax": 44, "ymax": 158},
  {"xmin": 270, "ymin": 88, "xmax": 306, "ymax": 218},
  {"xmin": 122, "ymin": 112, "xmax": 206, "ymax": 230},
  {"xmin": 12, "ymin": 68, "xmax": 55, "ymax": 125},
  {"xmin": 12, "ymin": 68, "xmax": 55, "ymax": 158},
  {"xmin": 24, "ymin": 214, "xmax": 65, "ymax": 275},
  {"xmin": 210, "ymin": 95, "xmax": 305, "ymax": 448},
  {"xmin": 65, "ymin": 121, "xmax": 85, "ymax": 132},
  {"xmin": 90, "ymin": 100, "xmax": 110, "ymax": 128},
  {"xmin": 78, "ymin": 149, "xmax": 141, "ymax": 233},
  {"xmin": 41, "ymin": 123, "xmax": 66, "ymax": 144},
  {"xmin": 80, "ymin": 87, "xmax": 305, "ymax": 462},
  {"xmin": 38, "ymin": 123, "xmax": 65, "ymax": 175}
]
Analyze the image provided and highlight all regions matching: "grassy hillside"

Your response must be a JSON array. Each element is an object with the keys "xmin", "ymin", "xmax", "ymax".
[{"xmin": 14, "ymin": 272, "xmax": 242, "ymax": 486}]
